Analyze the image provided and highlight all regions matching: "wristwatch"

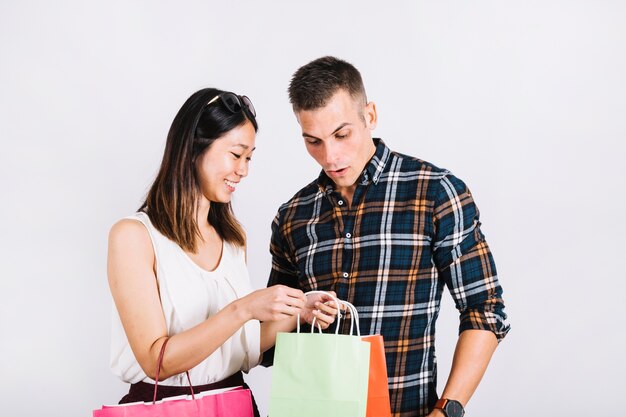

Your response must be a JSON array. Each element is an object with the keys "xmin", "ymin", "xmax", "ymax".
[{"xmin": 434, "ymin": 398, "xmax": 465, "ymax": 417}]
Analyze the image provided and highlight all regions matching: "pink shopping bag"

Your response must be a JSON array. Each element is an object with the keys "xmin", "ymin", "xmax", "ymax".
[
  {"xmin": 93, "ymin": 338, "xmax": 254, "ymax": 417},
  {"xmin": 94, "ymin": 386, "xmax": 254, "ymax": 417}
]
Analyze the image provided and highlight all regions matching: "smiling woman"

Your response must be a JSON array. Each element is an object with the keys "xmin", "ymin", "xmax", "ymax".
[
  {"xmin": 141, "ymin": 88, "xmax": 258, "ymax": 252},
  {"xmin": 105, "ymin": 88, "xmax": 340, "ymax": 416},
  {"xmin": 195, "ymin": 121, "xmax": 256, "ymax": 205}
]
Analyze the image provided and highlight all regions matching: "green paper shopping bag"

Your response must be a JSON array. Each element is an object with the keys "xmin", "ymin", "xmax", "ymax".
[{"xmin": 269, "ymin": 291, "xmax": 371, "ymax": 417}]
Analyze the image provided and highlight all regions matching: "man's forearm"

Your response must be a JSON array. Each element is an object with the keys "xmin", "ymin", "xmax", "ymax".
[{"xmin": 431, "ymin": 329, "xmax": 499, "ymax": 415}]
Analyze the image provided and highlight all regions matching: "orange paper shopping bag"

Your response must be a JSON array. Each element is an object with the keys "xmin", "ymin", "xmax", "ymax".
[
  {"xmin": 341, "ymin": 301, "xmax": 391, "ymax": 417},
  {"xmin": 362, "ymin": 335, "xmax": 391, "ymax": 417}
]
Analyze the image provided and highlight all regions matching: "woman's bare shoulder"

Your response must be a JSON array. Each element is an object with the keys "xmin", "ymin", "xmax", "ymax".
[{"xmin": 108, "ymin": 217, "xmax": 153, "ymax": 254}]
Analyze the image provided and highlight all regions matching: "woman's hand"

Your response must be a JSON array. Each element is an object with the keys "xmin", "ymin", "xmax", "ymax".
[
  {"xmin": 257, "ymin": 289, "xmax": 343, "ymax": 352},
  {"xmin": 238, "ymin": 285, "xmax": 306, "ymax": 322},
  {"xmin": 300, "ymin": 291, "xmax": 341, "ymax": 330}
]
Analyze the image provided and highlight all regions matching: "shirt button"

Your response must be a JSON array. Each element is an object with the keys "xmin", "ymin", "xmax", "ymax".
[
  {"xmin": 338, "ymin": 200, "xmax": 344, "ymax": 206},
  {"xmin": 373, "ymin": 176, "xmax": 378, "ymax": 181},
  {"xmin": 342, "ymin": 272, "xmax": 349, "ymax": 278},
  {"xmin": 345, "ymin": 232, "xmax": 352, "ymax": 239}
]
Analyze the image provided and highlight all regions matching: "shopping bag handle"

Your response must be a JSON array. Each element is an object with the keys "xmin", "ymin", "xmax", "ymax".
[
  {"xmin": 298, "ymin": 290, "xmax": 342, "ymax": 335},
  {"xmin": 340, "ymin": 300, "xmax": 361, "ymax": 336},
  {"xmin": 309, "ymin": 299, "xmax": 362, "ymax": 336},
  {"xmin": 153, "ymin": 337, "xmax": 195, "ymax": 403}
]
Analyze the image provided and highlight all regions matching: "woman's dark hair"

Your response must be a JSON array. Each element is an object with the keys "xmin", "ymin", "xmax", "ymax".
[
  {"xmin": 288, "ymin": 56, "xmax": 367, "ymax": 111},
  {"xmin": 139, "ymin": 88, "xmax": 258, "ymax": 252}
]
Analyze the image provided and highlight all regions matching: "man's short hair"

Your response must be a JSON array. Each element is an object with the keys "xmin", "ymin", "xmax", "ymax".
[{"xmin": 288, "ymin": 56, "xmax": 367, "ymax": 112}]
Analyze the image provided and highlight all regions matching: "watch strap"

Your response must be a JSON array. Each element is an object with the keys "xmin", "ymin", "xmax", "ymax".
[
  {"xmin": 434, "ymin": 398, "xmax": 465, "ymax": 417},
  {"xmin": 434, "ymin": 398, "xmax": 449, "ymax": 410}
]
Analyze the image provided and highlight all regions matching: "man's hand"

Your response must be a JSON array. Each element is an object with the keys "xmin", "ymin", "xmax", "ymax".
[{"xmin": 299, "ymin": 291, "xmax": 341, "ymax": 329}]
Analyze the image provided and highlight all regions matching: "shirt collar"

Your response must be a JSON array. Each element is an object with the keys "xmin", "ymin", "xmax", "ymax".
[{"xmin": 317, "ymin": 138, "xmax": 391, "ymax": 192}]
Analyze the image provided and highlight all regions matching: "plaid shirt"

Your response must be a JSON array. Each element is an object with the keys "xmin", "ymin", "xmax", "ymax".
[{"xmin": 264, "ymin": 138, "xmax": 509, "ymax": 417}]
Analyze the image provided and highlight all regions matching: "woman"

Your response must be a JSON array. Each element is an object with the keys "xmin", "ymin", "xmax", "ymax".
[{"xmin": 107, "ymin": 88, "xmax": 336, "ymax": 415}]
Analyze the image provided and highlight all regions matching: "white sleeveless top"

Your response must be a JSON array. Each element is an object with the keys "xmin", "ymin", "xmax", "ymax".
[{"xmin": 110, "ymin": 212, "xmax": 261, "ymax": 386}]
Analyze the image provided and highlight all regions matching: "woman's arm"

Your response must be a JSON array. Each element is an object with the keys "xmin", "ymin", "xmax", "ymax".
[{"xmin": 108, "ymin": 219, "xmax": 306, "ymax": 380}]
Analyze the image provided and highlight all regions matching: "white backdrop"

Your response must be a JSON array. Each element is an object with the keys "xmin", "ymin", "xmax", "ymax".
[{"xmin": 1, "ymin": 1, "xmax": 625, "ymax": 416}]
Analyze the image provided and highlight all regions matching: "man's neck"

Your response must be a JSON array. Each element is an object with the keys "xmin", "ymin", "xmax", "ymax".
[{"xmin": 336, "ymin": 185, "xmax": 357, "ymax": 208}]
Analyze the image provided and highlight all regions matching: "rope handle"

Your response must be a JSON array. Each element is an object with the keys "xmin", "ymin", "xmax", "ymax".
[
  {"xmin": 309, "ymin": 320, "xmax": 324, "ymax": 334},
  {"xmin": 153, "ymin": 337, "xmax": 195, "ymax": 404},
  {"xmin": 339, "ymin": 300, "xmax": 361, "ymax": 336},
  {"xmin": 310, "ymin": 299, "xmax": 360, "ymax": 335},
  {"xmin": 302, "ymin": 292, "xmax": 361, "ymax": 336}
]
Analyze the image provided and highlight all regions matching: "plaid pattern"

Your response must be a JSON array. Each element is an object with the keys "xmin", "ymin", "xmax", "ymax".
[{"xmin": 264, "ymin": 139, "xmax": 509, "ymax": 417}]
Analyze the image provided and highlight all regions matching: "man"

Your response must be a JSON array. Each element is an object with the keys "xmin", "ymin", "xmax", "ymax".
[{"xmin": 263, "ymin": 56, "xmax": 509, "ymax": 417}]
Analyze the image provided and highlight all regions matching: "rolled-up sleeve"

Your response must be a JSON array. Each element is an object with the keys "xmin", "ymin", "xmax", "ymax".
[
  {"xmin": 433, "ymin": 174, "xmax": 510, "ymax": 341},
  {"xmin": 268, "ymin": 210, "xmax": 300, "ymax": 289}
]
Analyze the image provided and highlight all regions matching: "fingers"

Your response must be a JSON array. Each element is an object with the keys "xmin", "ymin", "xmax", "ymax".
[
  {"xmin": 272, "ymin": 301, "xmax": 304, "ymax": 320},
  {"xmin": 279, "ymin": 305, "xmax": 304, "ymax": 318},
  {"xmin": 316, "ymin": 300, "xmax": 338, "ymax": 316},
  {"xmin": 265, "ymin": 287, "xmax": 362, "ymax": 326},
  {"xmin": 311, "ymin": 300, "xmax": 338, "ymax": 327},
  {"xmin": 306, "ymin": 292, "xmax": 342, "ymax": 312},
  {"xmin": 278, "ymin": 285, "xmax": 306, "ymax": 303},
  {"xmin": 245, "ymin": 286, "xmax": 307, "ymax": 321},
  {"xmin": 271, "ymin": 285, "xmax": 306, "ymax": 309},
  {"xmin": 263, "ymin": 303, "xmax": 303, "ymax": 322},
  {"xmin": 318, "ymin": 290, "xmax": 337, "ymax": 301},
  {"xmin": 311, "ymin": 310, "xmax": 337, "ymax": 329}
]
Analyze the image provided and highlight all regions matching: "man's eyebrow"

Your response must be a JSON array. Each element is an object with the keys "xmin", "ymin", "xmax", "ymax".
[{"xmin": 302, "ymin": 123, "xmax": 352, "ymax": 140}]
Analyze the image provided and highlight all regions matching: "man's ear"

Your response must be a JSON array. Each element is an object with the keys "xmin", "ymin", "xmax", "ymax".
[{"xmin": 364, "ymin": 101, "xmax": 377, "ymax": 130}]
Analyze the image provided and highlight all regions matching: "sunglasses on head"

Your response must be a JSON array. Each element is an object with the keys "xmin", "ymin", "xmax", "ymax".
[{"xmin": 206, "ymin": 92, "xmax": 256, "ymax": 118}]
